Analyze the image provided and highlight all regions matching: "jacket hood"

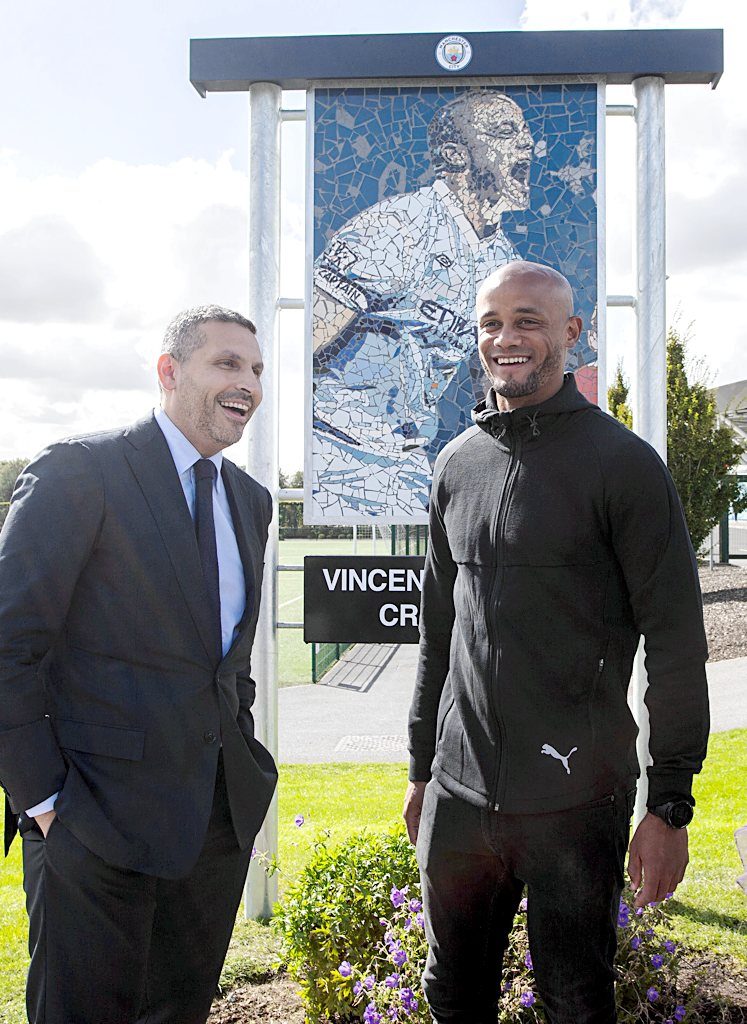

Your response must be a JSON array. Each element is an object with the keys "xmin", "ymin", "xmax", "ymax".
[{"xmin": 471, "ymin": 372, "xmax": 595, "ymax": 442}]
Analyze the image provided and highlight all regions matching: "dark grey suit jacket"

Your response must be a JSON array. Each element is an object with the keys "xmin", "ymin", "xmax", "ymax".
[{"xmin": 0, "ymin": 413, "xmax": 277, "ymax": 878}]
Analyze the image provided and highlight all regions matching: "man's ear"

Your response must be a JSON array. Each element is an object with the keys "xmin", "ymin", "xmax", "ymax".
[
  {"xmin": 565, "ymin": 316, "xmax": 583, "ymax": 350},
  {"xmin": 157, "ymin": 353, "xmax": 178, "ymax": 392},
  {"xmin": 439, "ymin": 142, "xmax": 469, "ymax": 173}
]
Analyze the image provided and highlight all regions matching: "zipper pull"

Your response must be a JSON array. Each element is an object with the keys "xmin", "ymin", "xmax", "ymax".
[{"xmin": 598, "ymin": 658, "xmax": 605, "ymax": 673}]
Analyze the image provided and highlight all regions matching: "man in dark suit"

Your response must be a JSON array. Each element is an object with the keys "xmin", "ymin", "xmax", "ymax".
[{"xmin": 0, "ymin": 305, "xmax": 278, "ymax": 1024}]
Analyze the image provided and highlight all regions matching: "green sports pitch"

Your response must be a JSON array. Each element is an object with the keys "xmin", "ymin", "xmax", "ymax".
[{"xmin": 278, "ymin": 536, "xmax": 382, "ymax": 685}]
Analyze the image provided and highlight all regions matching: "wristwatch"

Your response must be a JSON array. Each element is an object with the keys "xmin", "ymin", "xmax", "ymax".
[{"xmin": 648, "ymin": 800, "xmax": 694, "ymax": 829}]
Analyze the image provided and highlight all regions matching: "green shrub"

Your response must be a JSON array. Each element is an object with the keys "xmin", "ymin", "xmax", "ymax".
[
  {"xmin": 276, "ymin": 826, "xmax": 710, "ymax": 1023},
  {"xmin": 275, "ymin": 825, "xmax": 419, "ymax": 1021}
]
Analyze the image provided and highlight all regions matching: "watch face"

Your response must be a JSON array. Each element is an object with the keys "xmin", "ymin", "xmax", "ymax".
[{"xmin": 667, "ymin": 802, "xmax": 694, "ymax": 828}]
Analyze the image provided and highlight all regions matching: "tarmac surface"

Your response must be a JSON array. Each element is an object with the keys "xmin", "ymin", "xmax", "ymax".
[{"xmin": 278, "ymin": 645, "xmax": 746, "ymax": 763}]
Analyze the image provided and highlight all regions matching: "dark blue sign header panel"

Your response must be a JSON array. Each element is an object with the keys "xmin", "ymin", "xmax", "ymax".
[{"xmin": 190, "ymin": 29, "xmax": 723, "ymax": 94}]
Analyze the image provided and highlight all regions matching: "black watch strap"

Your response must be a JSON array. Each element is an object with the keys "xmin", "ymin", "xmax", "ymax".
[{"xmin": 648, "ymin": 799, "xmax": 694, "ymax": 829}]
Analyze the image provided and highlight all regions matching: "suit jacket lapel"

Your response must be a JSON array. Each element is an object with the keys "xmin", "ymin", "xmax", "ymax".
[
  {"xmin": 221, "ymin": 462, "xmax": 262, "ymax": 650},
  {"xmin": 123, "ymin": 415, "xmax": 217, "ymax": 663}
]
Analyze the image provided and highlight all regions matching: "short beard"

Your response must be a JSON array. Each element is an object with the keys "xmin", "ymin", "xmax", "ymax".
[{"xmin": 486, "ymin": 345, "xmax": 564, "ymax": 400}]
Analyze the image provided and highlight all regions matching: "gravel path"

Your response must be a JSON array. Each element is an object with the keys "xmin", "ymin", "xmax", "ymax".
[{"xmin": 698, "ymin": 564, "xmax": 747, "ymax": 662}]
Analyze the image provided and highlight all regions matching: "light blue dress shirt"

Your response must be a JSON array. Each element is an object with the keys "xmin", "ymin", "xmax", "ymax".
[
  {"xmin": 26, "ymin": 408, "xmax": 247, "ymax": 818},
  {"xmin": 154, "ymin": 407, "xmax": 247, "ymax": 657}
]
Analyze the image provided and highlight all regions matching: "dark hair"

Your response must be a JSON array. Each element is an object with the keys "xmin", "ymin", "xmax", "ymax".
[{"xmin": 161, "ymin": 305, "xmax": 257, "ymax": 364}]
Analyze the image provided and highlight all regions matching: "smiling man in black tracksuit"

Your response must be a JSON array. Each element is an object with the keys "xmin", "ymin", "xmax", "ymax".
[{"xmin": 403, "ymin": 262, "xmax": 709, "ymax": 1024}]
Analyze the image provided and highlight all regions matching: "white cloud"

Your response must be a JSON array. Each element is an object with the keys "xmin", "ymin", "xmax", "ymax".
[
  {"xmin": 668, "ymin": 177, "xmax": 747, "ymax": 271},
  {"xmin": 520, "ymin": 0, "xmax": 747, "ymax": 389},
  {"xmin": 1, "ymin": 328, "xmax": 151, "ymax": 392},
  {"xmin": 0, "ymin": 215, "xmax": 108, "ymax": 323},
  {"xmin": 0, "ymin": 151, "xmax": 259, "ymax": 459}
]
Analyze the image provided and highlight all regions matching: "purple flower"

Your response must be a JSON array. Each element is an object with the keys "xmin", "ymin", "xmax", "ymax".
[
  {"xmin": 524, "ymin": 951, "xmax": 533, "ymax": 970},
  {"xmin": 294, "ymin": 813, "xmax": 304, "ymax": 827},
  {"xmin": 645, "ymin": 928, "xmax": 655, "ymax": 938},
  {"xmin": 651, "ymin": 954, "xmax": 664, "ymax": 969},
  {"xmin": 384, "ymin": 930, "xmax": 396, "ymax": 949},
  {"xmin": 388, "ymin": 1010, "xmax": 398, "ymax": 1021},
  {"xmin": 520, "ymin": 991, "xmax": 536, "ymax": 1007},
  {"xmin": 635, "ymin": 907, "xmax": 644, "ymax": 917},
  {"xmin": 617, "ymin": 907, "xmax": 630, "ymax": 928},
  {"xmin": 674, "ymin": 1006, "xmax": 686, "ymax": 1021},
  {"xmin": 364, "ymin": 976, "xmax": 375, "ymax": 991},
  {"xmin": 250, "ymin": 846, "xmax": 258, "ymax": 859},
  {"xmin": 415, "ymin": 913, "xmax": 425, "ymax": 929},
  {"xmin": 665, "ymin": 939, "xmax": 677, "ymax": 954},
  {"xmin": 384, "ymin": 973, "xmax": 400, "ymax": 989},
  {"xmin": 391, "ymin": 947, "xmax": 408, "ymax": 967},
  {"xmin": 403, "ymin": 917, "xmax": 413, "ymax": 931},
  {"xmin": 391, "ymin": 886, "xmax": 407, "ymax": 908},
  {"xmin": 666, "ymin": 892, "xmax": 674, "ymax": 899},
  {"xmin": 408, "ymin": 898, "xmax": 422, "ymax": 912},
  {"xmin": 379, "ymin": 918, "xmax": 388, "ymax": 927},
  {"xmin": 519, "ymin": 897, "xmax": 528, "ymax": 912},
  {"xmin": 400, "ymin": 988, "xmax": 418, "ymax": 1012},
  {"xmin": 353, "ymin": 981, "xmax": 363, "ymax": 996},
  {"xmin": 631, "ymin": 936, "xmax": 642, "ymax": 950},
  {"xmin": 364, "ymin": 1003, "xmax": 382, "ymax": 1024},
  {"xmin": 647, "ymin": 987, "xmax": 659, "ymax": 1003},
  {"xmin": 338, "ymin": 961, "xmax": 352, "ymax": 978}
]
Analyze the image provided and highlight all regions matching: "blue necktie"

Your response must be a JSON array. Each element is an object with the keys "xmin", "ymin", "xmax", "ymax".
[{"xmin": 193, "ymin": 459, "xmax": 222, "ymax": 660}]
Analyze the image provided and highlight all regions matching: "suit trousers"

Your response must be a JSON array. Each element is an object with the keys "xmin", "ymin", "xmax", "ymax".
[
  {"xmin": 21, "ymin": 753, "xmax": 252, "ymax": 1024},
  {"xmin": 416, "ymin": 777, "xmax": 635, "ymax": 1024}
]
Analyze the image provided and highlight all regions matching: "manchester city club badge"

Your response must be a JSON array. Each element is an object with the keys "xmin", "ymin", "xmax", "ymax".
[{"xmin": 435, "ymin": 35, "xmax": 473, "ymax": 72}]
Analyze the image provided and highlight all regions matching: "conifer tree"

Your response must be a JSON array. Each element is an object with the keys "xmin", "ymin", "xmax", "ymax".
[
  {"xmin": 608, "ymin": 332, "xmax": 746, "ymax": 551},
  {"xmin": 666, "ymin": 328, "xmax": 746, "ymax": 551},
  {"xmin": 607, "ymin": 362, "xmax": 633, "ymax": 429}
]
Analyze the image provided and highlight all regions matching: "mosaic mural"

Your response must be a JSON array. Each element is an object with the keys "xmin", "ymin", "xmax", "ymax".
[{"xmin": 309, "ymin": 84, "xmax": 599, "ymax": 522}]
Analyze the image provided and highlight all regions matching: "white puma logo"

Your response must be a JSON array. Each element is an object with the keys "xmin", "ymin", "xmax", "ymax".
[{"xmin": 541, "ymin": 743, "xmax": 578, "ymax": 775}]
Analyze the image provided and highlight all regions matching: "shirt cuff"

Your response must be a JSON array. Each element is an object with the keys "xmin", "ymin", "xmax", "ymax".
[{"xmin": 25, "ymin": 793, "xmax": 58, "ymax": 817}]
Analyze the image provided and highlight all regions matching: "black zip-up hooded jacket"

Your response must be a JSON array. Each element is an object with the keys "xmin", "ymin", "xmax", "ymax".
[{"xmin": 408, "ymin": 374, "xmax": 709, "ymax": 813}]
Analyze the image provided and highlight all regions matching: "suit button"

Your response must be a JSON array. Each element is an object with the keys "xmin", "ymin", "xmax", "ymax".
[{"xmin": 203, "ymin": 730, "xmax": 217, "ymax": 744}]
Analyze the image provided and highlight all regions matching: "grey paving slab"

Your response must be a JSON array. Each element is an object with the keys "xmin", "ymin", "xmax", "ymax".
[
  {"xmin": 278, "ymin": 644, "xmax": 416, "ymax": 763},
  {"xmin": 277, "ymin": 646, "xmax": 746, "ymax": 763}
]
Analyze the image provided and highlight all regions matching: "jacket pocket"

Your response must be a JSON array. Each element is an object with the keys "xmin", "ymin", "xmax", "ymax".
[{"xmin": 53, "ymin": 719, "xmax": 145, "ymax": 761}]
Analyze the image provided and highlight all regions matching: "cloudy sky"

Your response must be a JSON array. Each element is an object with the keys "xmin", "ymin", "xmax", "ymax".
[{"xmin": 1, "ymin": 0, "xmax": 742, "ymax": 473}]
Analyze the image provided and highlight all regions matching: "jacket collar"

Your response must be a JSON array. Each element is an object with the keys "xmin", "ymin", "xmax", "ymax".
[{"xmin": 471, "ymin": 373, "xmax": 595, "ymax": 443}]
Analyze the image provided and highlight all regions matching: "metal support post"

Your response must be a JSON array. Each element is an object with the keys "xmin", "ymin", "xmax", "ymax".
[
  {"xmin": 245, "ymin": 81, "xmax": 282, "ymax": 919},
  {"xmin": 597, "ymin": 82, "xmax": 607, "ymax": 412},
  {"xmin": 719, "ymin": 514, "xmax": 730, "ymax": 563},
  {"xmin": 631, "ymin": 76, "xmax": 667, "ymax": 827}
]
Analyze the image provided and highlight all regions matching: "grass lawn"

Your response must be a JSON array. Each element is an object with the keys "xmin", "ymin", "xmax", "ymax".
[
  {"xmin": 665, "ymin": 728, "xmax": 747, "ymax": 961},
  {"xmin": 2, "ymin": 735, "xmax": 744, "ymax": 1022},
  {"xmin": 277, "ymin": 536, "xmax": 383, "ymax": 686},
  {"xmin": 275, "ymin": 762, "xmax": 410, "ymax": 890},
  {"xmin": 0, "ymin": 825, "xmax": 24, "ymax": 1024}
]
